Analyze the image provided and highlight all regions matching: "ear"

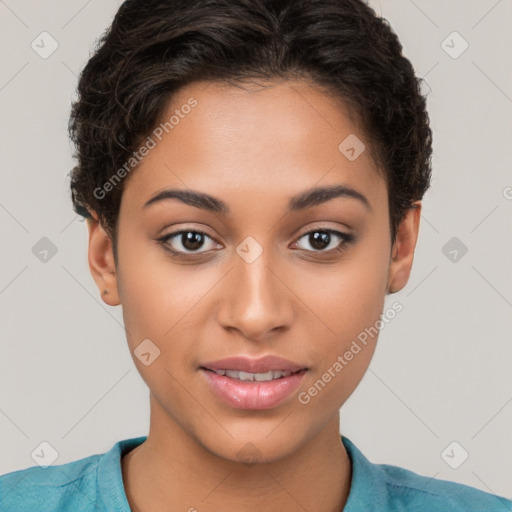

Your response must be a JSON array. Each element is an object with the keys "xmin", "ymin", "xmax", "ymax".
[
  {"xmin": 86, "ymin": 211, "xmax": 120, "ymax": 306},
  {"xmin": 387, "ymin": 201, "xmax": 422, "ymax": 294}
]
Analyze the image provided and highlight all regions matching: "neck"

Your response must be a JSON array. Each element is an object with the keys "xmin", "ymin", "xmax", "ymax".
[{"xmin": 122, "ymin": 395, "xmax": 352, "ymax": 512}]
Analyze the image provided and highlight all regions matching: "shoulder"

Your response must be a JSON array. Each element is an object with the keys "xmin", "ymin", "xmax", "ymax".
[
  {"xmin": 0, "ymin": 453, "xmax": 101, "ymax": 512},
  {"xmin": 378, "ymin": 462, "xmax": 512, "ymax": 511},
  {"xmin": 341, "ymin": 436, "xmax": 512, "ymax": 512},
  {"xmin": 0, "ymin": 436, "xmax": 145, "ymax": 512}
]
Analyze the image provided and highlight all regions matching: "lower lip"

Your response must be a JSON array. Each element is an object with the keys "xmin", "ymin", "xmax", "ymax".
[{"xmin": 200, "ymin": 368, "xmax": 307, "ymax": 410}]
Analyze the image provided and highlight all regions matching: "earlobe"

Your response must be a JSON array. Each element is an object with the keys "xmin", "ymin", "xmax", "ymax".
[
  {"xmin": 386, "ymin": 202, "xmax": 422, "ymax": 295},
  {"xmin": 86, "ymin": 212, "xmax": 120, "ymax": 306}
]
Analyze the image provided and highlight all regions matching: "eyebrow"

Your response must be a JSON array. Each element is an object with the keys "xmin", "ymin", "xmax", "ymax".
[{"xmin": 143, "ymin": 183, "xmax": 371, "ymax": 213}]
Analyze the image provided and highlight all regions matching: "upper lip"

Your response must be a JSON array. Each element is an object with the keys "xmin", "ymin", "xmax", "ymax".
[{"xmin": 201, "ymin": 355, "xmax": 307, "ymax": 373}]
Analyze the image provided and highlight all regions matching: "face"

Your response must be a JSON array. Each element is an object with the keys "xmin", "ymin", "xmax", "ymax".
[{"xmin": 87, "ymin": 79, "xmax": 420, "ymax": 463}]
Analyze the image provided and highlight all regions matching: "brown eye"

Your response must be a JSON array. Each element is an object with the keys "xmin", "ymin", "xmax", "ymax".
[
  {"xmin": 294, "ymin": 229, "xmax": 354, "ymax": 253},
  {"xmin": 158, "ymin": 230, "xmax": 220, "ymax": 255}
]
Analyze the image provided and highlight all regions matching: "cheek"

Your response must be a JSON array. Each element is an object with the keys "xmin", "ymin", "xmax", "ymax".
[
  {"xmin": 299, "ymin": 247, "xmax": 389, "ymax": 344},
  {"xmin": 296, "ymin": 275, "xmax": 385, "ymax": 414},
  {"xmin": 295, "ymin": 236, "xmax": 389, "ymax": 401},
  {"xmin": 116, "ymin": 244, "xmax": 223, "ymax": 387},
  {"xmin": 117, "ymin": 264, "xmax": 201, "ymax": 399},
  {"xmin": 117, "ymin": 238, "xmax": 202, "ymax": 339}
]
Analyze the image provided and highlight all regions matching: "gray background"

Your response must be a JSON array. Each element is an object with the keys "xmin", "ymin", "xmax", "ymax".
[{"xmin": 1, "ymin": 0, "xmax": 511, "ymax": 501}]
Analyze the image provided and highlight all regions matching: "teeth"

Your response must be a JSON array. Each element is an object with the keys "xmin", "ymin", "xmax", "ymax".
[{"xmin": 215, "ymin": 369, "xmax": 293, "ymax": 381}]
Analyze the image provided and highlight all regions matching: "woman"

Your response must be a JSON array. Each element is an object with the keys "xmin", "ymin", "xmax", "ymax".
[{"xmin": 1, "ymin": 0, "xmax": 510, "ymax": 510}]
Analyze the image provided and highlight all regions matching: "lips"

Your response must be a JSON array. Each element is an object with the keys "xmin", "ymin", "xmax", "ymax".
[
  {"xmin": 200, "ymin": 355, "xmax": 307, "ymax": 374},
  {"xmin": 200, "ymin": 369, "xmax": 307, "ymax": 410},
  {"xmin": 199, "ymin": 355, "xmax": 308, "ymax": 410}
]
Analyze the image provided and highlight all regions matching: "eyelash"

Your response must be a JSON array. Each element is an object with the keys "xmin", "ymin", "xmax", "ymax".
[{"xmin": 157, "ymin": 228, "xmax": 355, "ymax": 258}]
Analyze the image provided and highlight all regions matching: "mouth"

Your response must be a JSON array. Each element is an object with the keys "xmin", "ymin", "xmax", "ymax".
[
  {"xmin": 199, "ymin": 355, "xmax": 308, "ymax": 410},
  {"xmin": 200, "ymin": 367, "xmax": 306, "ymax": 381},
  {"xmin": 200, "ymin": 354, "xmax": 308, "ymax": 374},
  {"xmin": 200, "ymin": 368, "xmax": 307, "ymax": 410}
]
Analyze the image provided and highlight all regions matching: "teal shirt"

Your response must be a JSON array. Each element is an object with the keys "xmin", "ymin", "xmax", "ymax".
[{"xmin": 1, "ymin": 435, "xmax": 510, "ymax": 511}]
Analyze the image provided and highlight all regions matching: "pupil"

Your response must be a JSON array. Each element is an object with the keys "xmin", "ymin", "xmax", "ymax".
[
  {"xmin": 310, "ymin": 231, "xmax": 330, "ymax": 250},
  {"xmin": 182, "ymin": 232, "xmax": 204, "ymax": 251}
]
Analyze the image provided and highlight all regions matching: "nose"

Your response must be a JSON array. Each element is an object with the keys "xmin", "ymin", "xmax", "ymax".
[{"xmin": 217, "ymin": 245, "xmax": 294, "ymax": 343}]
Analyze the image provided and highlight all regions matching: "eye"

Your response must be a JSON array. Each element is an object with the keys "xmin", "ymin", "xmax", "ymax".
[
  {"xmin": 292, "ymin": 228, "xmax": 354, "ymax": 253},
  {"xmin": 157, "ymin": 227, "xmax": 354, "ymax": 258},
  {"xmin": 157, "ymin": 230, "xmax": 221, "ymax": 255}
]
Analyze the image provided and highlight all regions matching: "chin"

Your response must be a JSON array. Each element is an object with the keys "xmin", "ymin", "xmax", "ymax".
[{"xmin": 199, "ymin": 430, "xmax": 301, "ymax": 466}]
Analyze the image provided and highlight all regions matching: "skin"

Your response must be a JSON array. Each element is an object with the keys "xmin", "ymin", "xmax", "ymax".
[{"xmin": 86, "ymin": 79, "xmax": 421, "ymax": 512}]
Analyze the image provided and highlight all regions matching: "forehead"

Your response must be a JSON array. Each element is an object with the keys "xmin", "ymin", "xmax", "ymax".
[{"xmin": 120, "ymin": 79, "xmax": 386, "ymax": 214}]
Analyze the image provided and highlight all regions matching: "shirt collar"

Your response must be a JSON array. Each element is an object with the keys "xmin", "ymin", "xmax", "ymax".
[
  {"xmin": 342, "ymin": 435, "xmax": 389, "ymax": 511},
  {"xmin": 98, "ymin": 435, "xmax": 147, "ymax": 511}
]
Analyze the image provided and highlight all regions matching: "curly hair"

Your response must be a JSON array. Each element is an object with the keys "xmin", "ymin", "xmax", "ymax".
[{"xmin": 68, "ymin": 0, "xmax": 432, "ymax": 261}]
